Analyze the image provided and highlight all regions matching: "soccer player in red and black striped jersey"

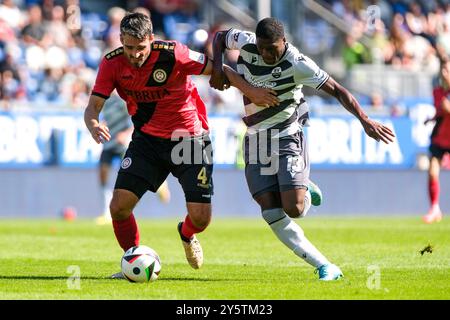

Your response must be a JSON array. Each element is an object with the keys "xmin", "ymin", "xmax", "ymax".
[
  {"xmin": 423, "ymin": 59, "xmax": 450, "ymax": 224},
  {"xmin": 84, "ymin": 12, "xmax": 278, "ymax": 277}
]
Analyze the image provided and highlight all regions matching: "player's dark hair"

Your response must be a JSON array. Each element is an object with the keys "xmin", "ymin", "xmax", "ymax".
[
  {"xmin": 255, "ymin": 17, "xmax": 284, "ymax": 41},
  {"xmin": 120, "ymin": 12, "xmax": 153, "ymax": 40}
]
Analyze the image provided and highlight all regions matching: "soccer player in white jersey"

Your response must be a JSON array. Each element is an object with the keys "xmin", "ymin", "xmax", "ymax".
[{"xmin": 210, "ymin": 18, "xmax": 395, "ymax": 280}]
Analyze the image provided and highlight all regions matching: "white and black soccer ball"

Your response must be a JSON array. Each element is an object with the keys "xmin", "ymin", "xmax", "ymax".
[{"xmin": 121, "ymin": 245, "xmax": 161, "ymax": 283}]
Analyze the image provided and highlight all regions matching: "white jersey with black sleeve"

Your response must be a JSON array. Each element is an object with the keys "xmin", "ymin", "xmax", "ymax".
[{"xmin": 225, "ymin": 28, "xmax": 329, "ymax": 137}]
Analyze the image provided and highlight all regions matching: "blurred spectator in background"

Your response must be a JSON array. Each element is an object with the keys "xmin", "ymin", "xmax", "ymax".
[
  {"xmin": 103, "ymin": 6, "xmax": 127, "ymax": 52},
  {"xmin": 389, "ymin": 100, "xmax": 407, "ymax": 117},
  {"xmin": 332, "ymin": 0, "xmax": 360, "ymax": 25},
  {"xmin": 1, "ymin": 69, "xmax": 24, "ymax": 109},
  {"xmin": 139, "ymin": 0, "xmax": 179, "ymax": 37},
  {"xmin": 436, "ymin": 21, "xmax": 450, "ymax": 58},
  {"xmin": 38, "ymin": 67, "xmax": 63, "ymax": 103},
  {"xmin": 368, "ymin": 0, "xmax": 394, "ymax": 28},
  {"xmin": 366, "ymin": 17, "xmax": 395, "ymax": 64},
  {"xmin": 389, "ymin": 12, "xmax": 413, "ymax": 67},
  {"xmin": 369, "ymin": 91, "xmax": 386, "ymax": 112},
  {"xmin": 21, "ymin": 4, "xmax": 47, "ymax": 46},
  {"xmin": 0, "ymin": 0, "xmax": 25, "ymax": 31},
  {"xmin": 0, "ymin": 45, "xmax": 23, "ymax": 109},
  {"xmin": 41, "ymin": 0, "xmax": 55, "ymax": 21},
  {"xmin": 45, "ymin": 5, "xmax": 72, "ymax": 48},
  {"xmin": 163, "ymin": 0, "xmax": 200, "ymax": 45},
  {"xmin": 0, "ymin": 16, "xmax": 16, "ymax": 44},
  {"xmin": 390, "ymin": 0, "xmax": 409, "ymax": 16},
  {"xmin": 342, "ymin": 34, "xmax": 371, "ymax": 69},
  {"xmin": 132, "ymin": 6, "xmax": 151, "ymax": 18},
  {"xmin": 69, "ymin": 76, "xmax": 90, "ymax": 107},
  {"xmin": 405, "ymin": 1, "xmax": 436, "ymax": 47}
]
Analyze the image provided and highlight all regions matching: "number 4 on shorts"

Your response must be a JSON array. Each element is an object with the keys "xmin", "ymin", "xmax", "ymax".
[{"xmin": 197, "ymin": 167, "xmax": 208, "ymax": 185}]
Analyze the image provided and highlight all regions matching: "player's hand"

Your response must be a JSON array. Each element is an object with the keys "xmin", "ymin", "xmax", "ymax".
[
  {"xmin": 361, "ymin": 118, "xmax": 395, "ymax": 144},
  {"xmin": 90, "ymin": 122, "xmax": 111, "ymax": 144},
  {"xmin": 247, "ymin": 87, "xmax": 280, "ymax": 107},
  {"xmin": 209, "ymin": 68, "xmax": 230, "ymax": 91}
]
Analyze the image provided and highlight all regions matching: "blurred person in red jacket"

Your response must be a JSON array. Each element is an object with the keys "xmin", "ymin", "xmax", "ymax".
[{"xmin": 423, "ymin": 58, "xmax": 450, "ymax": 223}]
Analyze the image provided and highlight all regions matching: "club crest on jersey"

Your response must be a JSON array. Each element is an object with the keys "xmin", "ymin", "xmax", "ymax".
[
  {"xmin": 153, "ymin": 69, "xmax": 167, "ymax": 83},
  {"xmin": 271, "ymin": 67, "xmax": 282, "ymax": 78},
  {"xmin": 121, "ymin": 157, "xmax": 132, "ymax": 169}
]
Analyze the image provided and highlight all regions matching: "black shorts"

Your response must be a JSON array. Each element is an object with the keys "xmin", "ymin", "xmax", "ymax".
[
  {"xmin": 99, "ymin": 148, "xmax": 125, "ymax": 166},
  {"xmin": 114, "ymin": 130, "xmax": 214, "ymax": 203},
  {"xmin": 429, "ymin": 144, "xmax": 450, "ymax": 159}
]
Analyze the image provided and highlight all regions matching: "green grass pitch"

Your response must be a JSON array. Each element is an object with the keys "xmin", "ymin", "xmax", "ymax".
[{"xmin": 0, "ymin": 217, "xmax": 448, "ymax": 300}]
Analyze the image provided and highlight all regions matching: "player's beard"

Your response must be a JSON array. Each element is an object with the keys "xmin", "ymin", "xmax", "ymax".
[{"xmin": 127, "ymin": 53, "xmax": 149, "ymax": 68}]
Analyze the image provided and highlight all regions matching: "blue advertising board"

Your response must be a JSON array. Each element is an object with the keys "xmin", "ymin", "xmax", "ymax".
[{"xmin": 0, "ymin": 105, "xmax": 436, "ymax": 169}]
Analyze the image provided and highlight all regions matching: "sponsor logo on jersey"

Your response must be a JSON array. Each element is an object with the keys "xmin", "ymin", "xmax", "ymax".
[
  {"xmin": 248, "ymin": 76, "xmax": 276, "ymax": 88},
  {"xmin": 123, "ymin": 88, "xmax": 170, "ymax": 102},
  {"xmin": 153, "ymin": 69, "xmax": 167, "ymax": 83},
  {"xmin": 251, "ymin": 56, "xmax": 257, "ymax": 64},
  {"xmin": 271, "ymin": 67, "xmax": 282, "ymax": 78},
  {"xmin": 121, "ymin": 157, "xmax": 132, "ymax": 169},
  {"xmin": 233, "ymin": 32, "xmax": 240, "ymax": 42}
]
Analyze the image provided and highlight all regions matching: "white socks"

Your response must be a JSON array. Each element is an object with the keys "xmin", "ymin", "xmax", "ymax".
[
  {"xmin": 262, "ymin": 208, "xmax": 329, "ymax": 268},
  {"xmin": 102, "ymin": 187, "xmax": 113, "ymax": 217},
  {"xmin": 301, "ymin": 190, "xmax": 312, "ymax": 218}
]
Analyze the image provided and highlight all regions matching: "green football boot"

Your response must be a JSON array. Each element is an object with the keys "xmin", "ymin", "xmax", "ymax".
[{"xmin": 308, "ymin": 180, "xmax": 323, "ymax": 206}]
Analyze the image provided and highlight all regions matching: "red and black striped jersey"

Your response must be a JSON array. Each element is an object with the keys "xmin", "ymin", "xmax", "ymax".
[{"xmin": 92, "ymin": 40, "xmax": 209, "ymax": 139}]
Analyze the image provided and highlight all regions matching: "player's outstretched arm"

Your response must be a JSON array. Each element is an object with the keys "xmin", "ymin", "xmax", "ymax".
[
  {"xmin": 320, "ymin": 77, "xmax": 395, "ymax": 144},
  {"xmin": 209, "ymin": 31, "xmax": 230, "ymax": 91},
  {"xmin": 84, "ymin": 95, "xmax": 111, "ymax": 144},
  {"xmin": 222, "ymin": 65, "xmax": 280, "ymax": 107}
]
